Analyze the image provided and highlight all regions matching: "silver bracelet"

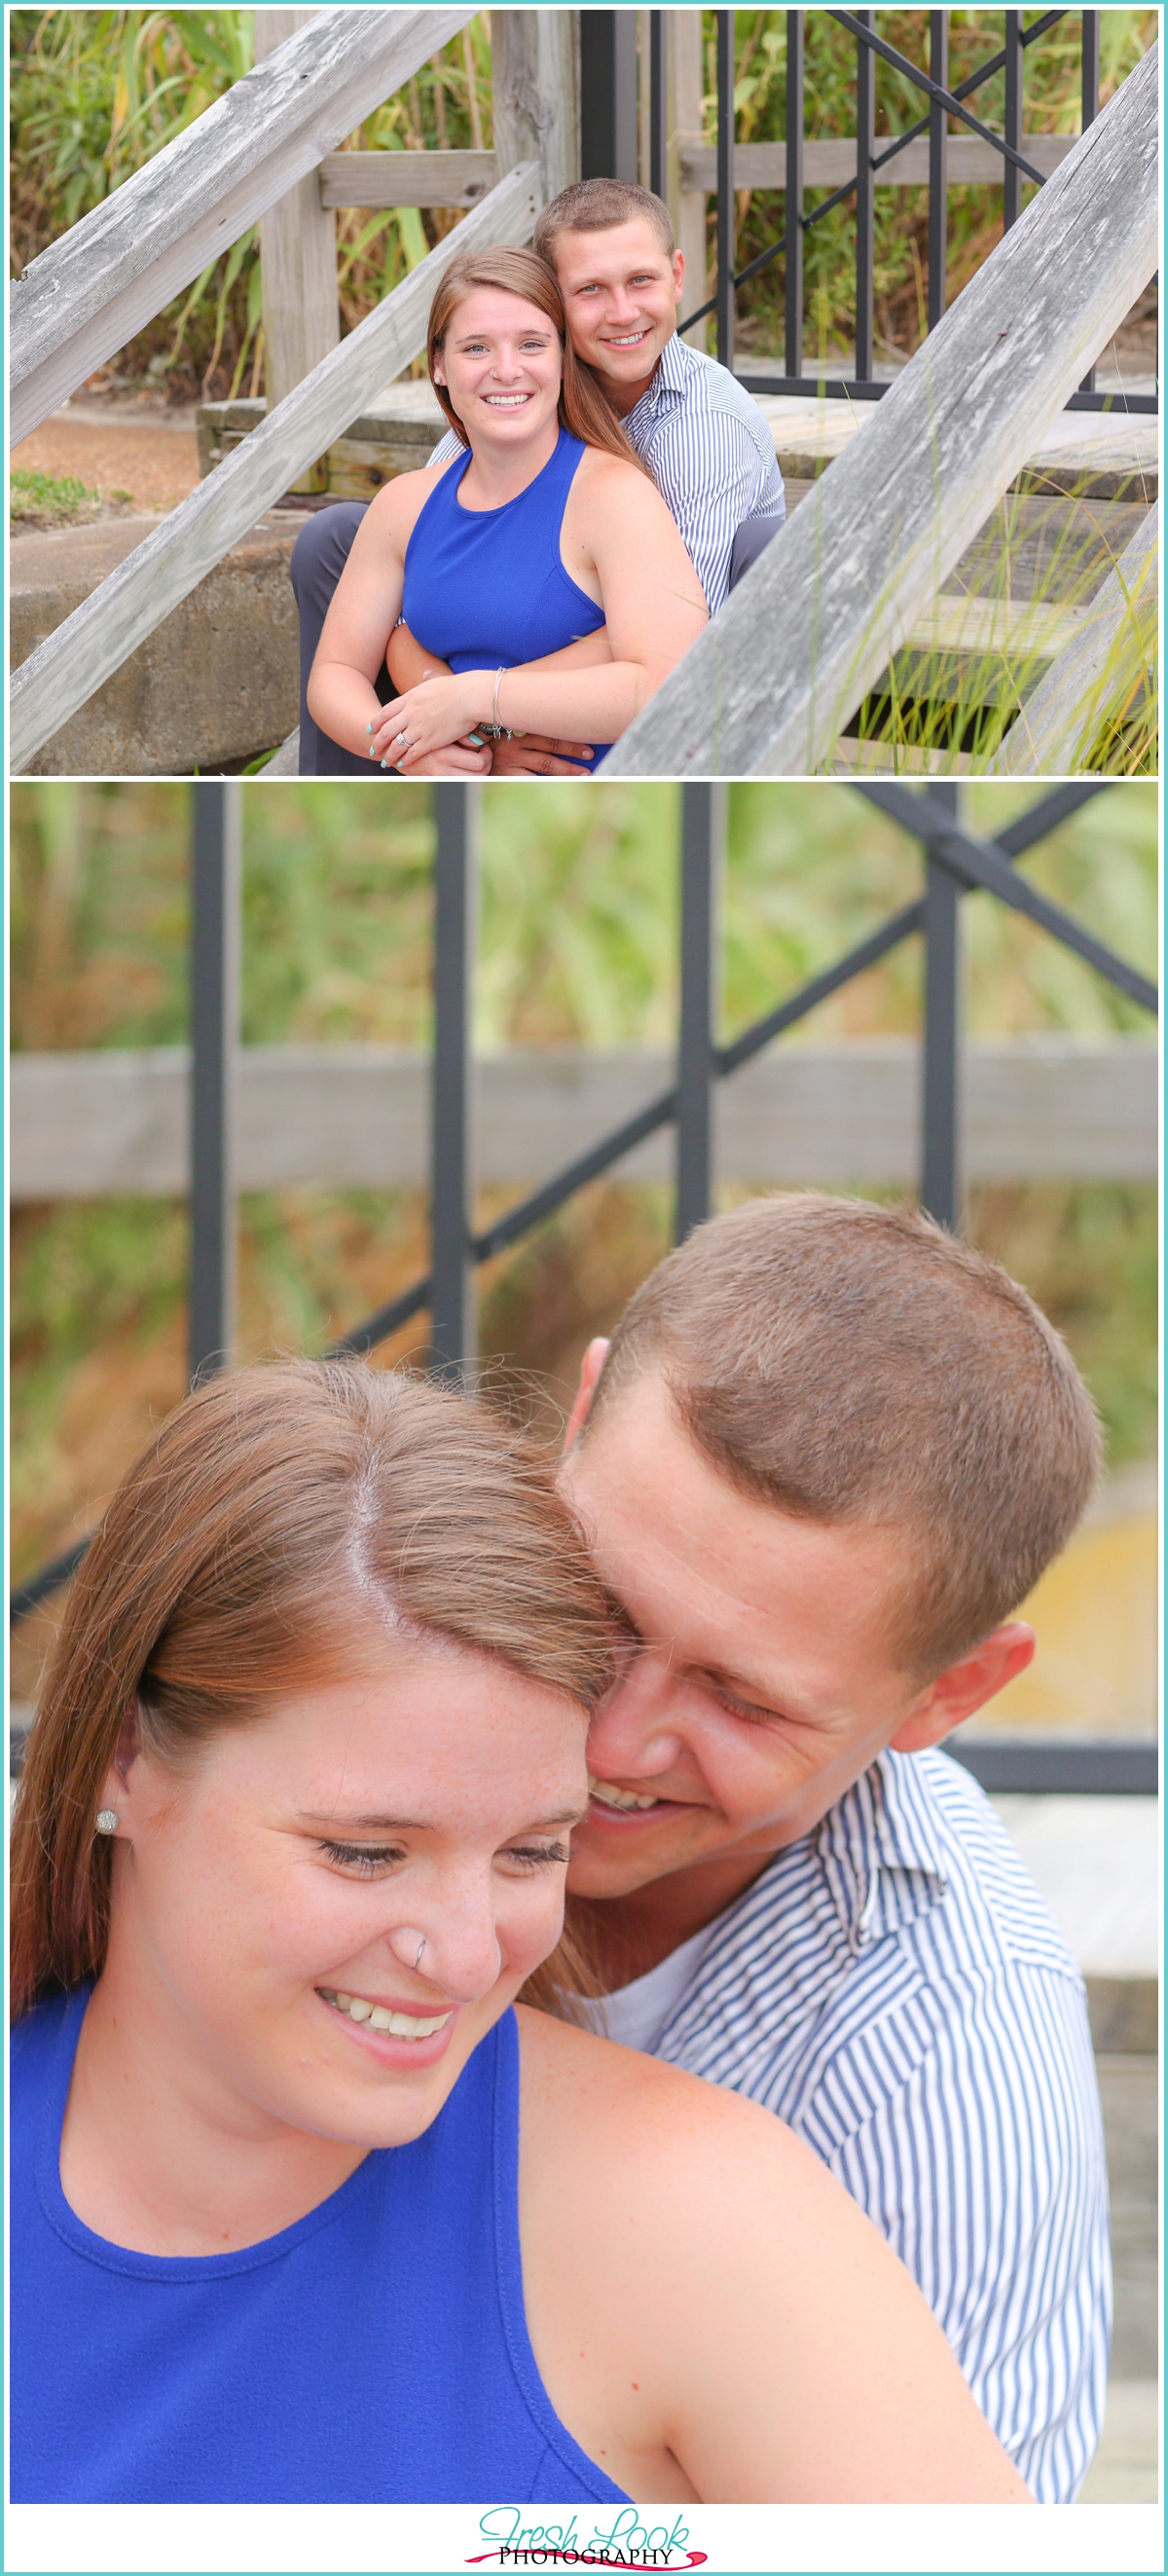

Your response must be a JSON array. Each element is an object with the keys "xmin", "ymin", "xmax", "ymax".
[{"xmin": 488, "ymin": 666, "xmax": 513, "ymax": 741}]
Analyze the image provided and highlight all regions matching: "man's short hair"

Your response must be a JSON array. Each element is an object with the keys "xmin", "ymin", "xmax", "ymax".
[
  {"xmin": 588, "ymin": 1193, "xmax": 1102, "ymax": 1678},
  {"xmin": 534, "ymin": 179, "xmax": 675, "ymax": 264}
]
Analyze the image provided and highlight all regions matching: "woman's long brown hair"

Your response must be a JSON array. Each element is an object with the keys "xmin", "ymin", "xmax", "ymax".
[
  {"xmin": 426, "ymin": 244, "xmax": 648, "ymax": 472},
  {"xmin": 11, "ymin": 1361, "xmax": 612, "ymax": 2023}
]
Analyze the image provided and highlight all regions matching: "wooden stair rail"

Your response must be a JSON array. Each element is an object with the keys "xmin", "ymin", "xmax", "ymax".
[
  {"xmin": 9, "ymin": 163, "xmax": 539, "ymax": 776},
  {"xmin": 986, "ymin": 504, "xmax": 1158, "ymax": 777},
  {"xmin": 9, "ymin": 6, "xmax": 476, "ymax": 448},
  {"xmin": 599, "ymin": 43, "xmax": 1159, "ymax": 780}
]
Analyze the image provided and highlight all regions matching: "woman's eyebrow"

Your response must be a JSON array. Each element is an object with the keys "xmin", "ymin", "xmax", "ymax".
[{"xmin": 295, "ymin": 1807, "xmax": 588, "ymax": 1831}]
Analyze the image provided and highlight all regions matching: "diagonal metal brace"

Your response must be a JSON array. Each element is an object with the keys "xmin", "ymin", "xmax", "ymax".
[
  {"xmin": 857, "ymin": 784, "xmax": 1158, "ymax": 1013},
  {"xmin": 829, "ymin": 12, "xmax": 1047, "ymax": 185}
]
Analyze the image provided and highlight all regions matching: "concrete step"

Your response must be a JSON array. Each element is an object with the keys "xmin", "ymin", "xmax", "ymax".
[{"xmin": 11, "ymin": 511, "xmax": 302, "ymax": 776}]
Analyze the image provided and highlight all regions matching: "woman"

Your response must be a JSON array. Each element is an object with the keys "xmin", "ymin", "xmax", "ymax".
[
  {"xmin": 305, "ymin": 248, "xmax": 708, "ymax": 776},
  {"xmin": 11, "ymin": 1362, "xmax": 1030, "ymax": 2507}
]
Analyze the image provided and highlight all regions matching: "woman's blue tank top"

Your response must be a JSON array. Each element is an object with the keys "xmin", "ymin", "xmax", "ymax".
[
  {"xmin": 11, "ymin": 1986, "xmax": 631, "ymax": 2505},
  {"xmin": 401, "ymin": 426, "xmax": 610, "ymax": 771}
]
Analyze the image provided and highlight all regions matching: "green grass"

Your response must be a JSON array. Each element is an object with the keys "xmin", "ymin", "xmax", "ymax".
[{"xmin": 10, "ymin": 465, "xmax": 132, "ymax": 526}]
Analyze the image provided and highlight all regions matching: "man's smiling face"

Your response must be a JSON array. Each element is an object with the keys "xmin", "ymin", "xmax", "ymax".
[
  {"xmin": 558, "ymin": 1371, "xmax": 934, "ymax": 1906},
  {"xmin": 550, "ymin": 218, "xmax": 685, "ymax": 411}
]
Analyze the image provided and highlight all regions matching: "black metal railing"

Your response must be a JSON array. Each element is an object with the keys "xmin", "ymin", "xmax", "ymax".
[
  {"xmin": 644, "ymin": 6, "xmax": 1156, "ymax": 415},
  {"xmin": 9, "ymin": 779, "xmax": 1159, "ymax": 1799}
]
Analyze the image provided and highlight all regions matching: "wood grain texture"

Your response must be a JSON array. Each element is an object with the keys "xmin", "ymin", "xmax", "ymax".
[
  {"xmin": 10, "ymin": 7, "xmax": 476, "ymax": 445},
  {"xmin": 10, "ymin": 163, "xmax": 539, "ymax": 774},
  {"xmin": 492, "ymin": 10, "xmax": 580, "ymax": 201},
  {"xmin": 679, "ymin": 135, "xmax": 1076, "ymax": 191},
  {"xmin": 12, "ymin": 1039, "xmax": 1156, "ymax": 1197},
  {"xmin": 598, "ymin": 44, "xmax": 1159, "ymax": 781},
  {"xmin": 254, "ymin": 11, "xmax": 340, "ymax": 420},
  {"xmin": 319, "ymin": 148, "xmax": 497, "ymax": 207},
  {"xmin": 986, "ymin": 503, "xmax": 1158, "ymax": 776}
]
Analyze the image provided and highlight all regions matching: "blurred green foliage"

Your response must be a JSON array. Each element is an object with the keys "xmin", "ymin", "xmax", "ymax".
[
  {"xmin": 9, "ymin": 777, "xmax": 1157, "ymax": 1595},
  {"xmin": 10, "ymin": 10, "xmax": 1156, "ymax": 399}
]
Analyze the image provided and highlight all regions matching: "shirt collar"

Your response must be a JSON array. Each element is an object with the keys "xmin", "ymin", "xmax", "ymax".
[
  {"xmin": 627, "ymin": 327, "xmax": 693, "ymax": 431},
  {"xmin": 814, "ymin": 1748, "xmax": 948, "ymax": 1954}
]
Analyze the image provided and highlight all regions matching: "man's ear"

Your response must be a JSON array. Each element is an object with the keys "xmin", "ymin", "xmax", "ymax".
[
  {"xmin": 672, "ymin": 248, "xmax": 685, "ymax": 305},
  {"xmin": 562, "ymin": 1338, "xmax": 610, "ymax": 1456},
  {"xmin": 890, "ymin": 1622, "xmax": 1037, "ymax": 1754}
]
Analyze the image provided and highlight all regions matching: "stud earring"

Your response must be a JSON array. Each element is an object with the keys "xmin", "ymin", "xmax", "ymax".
[{"xmin": 94, "ymin": 1810, "xmax": 120, "ymax": 1835}]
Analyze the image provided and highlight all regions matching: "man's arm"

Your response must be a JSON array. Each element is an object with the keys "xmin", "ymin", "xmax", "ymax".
[
  {"xmin": 647, "ymin": 407, "xmax": 785, "ymax": 615},
  {"xmin": 795, "ymin": 1965, "xmax": 1111, "ymax": 2500}
]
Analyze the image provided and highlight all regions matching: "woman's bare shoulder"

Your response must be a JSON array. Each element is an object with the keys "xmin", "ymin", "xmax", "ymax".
[{"xmin": 516, "ymin": 2003, "xmax": 807, "ymax": 2186}]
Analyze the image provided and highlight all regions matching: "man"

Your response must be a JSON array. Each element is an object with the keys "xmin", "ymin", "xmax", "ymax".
[
  {"xmin": 291, "ymin": 178, "xmax": 784, "ymax": 776},
  {"xmin": 556, "ymin": 1192, "xmax": 1110, "ymax": 2504}
]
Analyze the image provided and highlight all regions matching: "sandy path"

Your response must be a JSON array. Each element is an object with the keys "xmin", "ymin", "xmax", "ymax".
[{"xmin": 12, "ymin": 410, "xmax": 201, "ymax": 512}]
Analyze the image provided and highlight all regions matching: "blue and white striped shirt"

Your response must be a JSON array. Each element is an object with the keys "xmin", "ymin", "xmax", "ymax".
[
  {"xmin": 428, "ymin": 327, "xmax": 785, "ymax": 615},
  {"xmin": 598, "ymin": 1747, "xmax": 1110, "ymax": 2504}
]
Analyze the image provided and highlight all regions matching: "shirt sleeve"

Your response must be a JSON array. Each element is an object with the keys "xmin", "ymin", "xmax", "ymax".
[
  {"xmin": 427, "ymin": 430, "xmax": 463, "ymax": 466},
  {"xmin": 643, "ymin": 410, "xmax": 784, "ymax": 615},
  {"xmin": 790, "ymin": 1964, "xmax": 1112, "ymax": 2502}
]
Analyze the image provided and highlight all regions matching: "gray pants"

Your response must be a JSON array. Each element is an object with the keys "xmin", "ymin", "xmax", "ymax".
[{"xmin": 289, "ymin": 502, "xmax": 377, "ymax": 776}]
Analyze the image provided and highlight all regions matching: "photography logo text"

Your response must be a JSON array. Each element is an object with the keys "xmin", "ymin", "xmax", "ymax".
[{"xmin": 466, "ymin": 2506, "xmax": 708, "ymax": 2567}]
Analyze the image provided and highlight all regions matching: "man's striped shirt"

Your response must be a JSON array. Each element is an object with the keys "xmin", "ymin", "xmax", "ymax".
[
  {"xmin": 594, "ymin": 1747, "xmax": 1110, "ymax": 2503},
  {"xmin": 428, "ymin": 327, "xmax": 785, "ymax": 613}
]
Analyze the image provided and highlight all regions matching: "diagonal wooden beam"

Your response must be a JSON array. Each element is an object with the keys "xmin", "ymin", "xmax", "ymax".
[
  {"xmin": 985, "ymin": 503, "xmax": 1158, "ymax": 776},
  {"xmin": 9, "ymin": 7, "xmax": 476, "ymax": 446},
  {"xmin": 9, "ymin": 163, "xmax": 539, "ymax": 775},
  {"xmin": 598, "ymin": 42, "xmax": 1159, "ymax": 779}
]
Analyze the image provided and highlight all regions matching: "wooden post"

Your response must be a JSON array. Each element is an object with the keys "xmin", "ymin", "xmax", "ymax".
[
  {"xmin": 667, "ymin": 9, "xmax": 707, "ymax": 352},
  {"xmin": 492, "ymin": 11, "xmax": 580, "ymax": 203},
  {"xmin": 253, "ymin": 7, "xmax": 339, "ymax": 489}
]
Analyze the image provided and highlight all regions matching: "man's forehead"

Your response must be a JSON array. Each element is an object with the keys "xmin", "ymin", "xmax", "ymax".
[{"xmin": 554, "ymin": 222, "xmax": 672, "ymax": 276}]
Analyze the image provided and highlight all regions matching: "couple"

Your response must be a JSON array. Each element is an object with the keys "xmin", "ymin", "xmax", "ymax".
[
  {"xmin": 11, "ymin": 1195, "xmax": 1108, "ymax": 2503},
  {"xmin": 295, "ymin": 178, "xmax": 785, "ymax": 777}
]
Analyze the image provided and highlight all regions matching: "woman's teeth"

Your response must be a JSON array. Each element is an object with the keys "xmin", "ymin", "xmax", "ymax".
[
  {"xmin": 484, "ymin": 392, "xmax": 531, "ymax": 406},
  {"xmin": 319, "ymin": 1990, "xmax": 451, "ymax": 2039},
  {"xmin": 588, "ymin": 1776, "xmax": 662, "ymax": 1811}
]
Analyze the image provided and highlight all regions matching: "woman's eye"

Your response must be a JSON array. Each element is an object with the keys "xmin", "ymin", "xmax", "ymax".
[
  {"xmin": 318, "ymin": 1841, "xmax": 405, "ymax": 1875},
  {"xmin": 500, "ymin": 1843, "xmax": 569, "ymax": 1872}
]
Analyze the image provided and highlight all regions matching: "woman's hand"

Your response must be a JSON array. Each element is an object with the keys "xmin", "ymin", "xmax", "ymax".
[{"xmin": 371, "ymin": 673, "xmax": 493, "ymax": 771}]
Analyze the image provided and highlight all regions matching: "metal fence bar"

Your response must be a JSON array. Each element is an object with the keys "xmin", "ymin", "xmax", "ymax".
[
  {"xmin": 14, "ymin": 784, "xmax": 1156, "ymax": 1630},
  {"xmin": 1079, "ymin": 9, "xmax": 1100, "ymax": 395},
  {"xmin": 785, "ymin": 10, "xmax": 804, "ymax": 382},
  {"xmin": 921, "ymin": 783, "xmax": 963, "ymax": 1230},
  {"xmin": 1003, "ymin": 11, "xmax": 1024, "ymax": 234},
  {"xmin": 649, "ymin": 11, "xmax": 667, "ymax": 202},
  {"xmin": 675, "ymin": 786, "xmax": 724, "ymax": 1241},
  {"xmin": 188, "ymin": 783, "xmax": 239, "ymax": 1386},
  {"xmin": 428, "ymin": 786, "xmax": 476, "ymax": 1387},
  {"xmin": 854, "ymin": 10, "xmax": 875, "ymax": 382},
  {"xmin": 580, "ymin": 10, "xmax": 639, "ymax": 184},
  {"xmin": 716, "ymin": 12, "xmax": 736, "ymax": 370},
  {"xmin": 947, "ymin": 1738, "xmax": 1157, "ymax": 1795},
  {"xmin": 928, "ymin": 12, "xmax": 949, "ymax": 334},
  {"xmin": 674, "ymin": 12, "xmax": 1155, "ymax": 415}
]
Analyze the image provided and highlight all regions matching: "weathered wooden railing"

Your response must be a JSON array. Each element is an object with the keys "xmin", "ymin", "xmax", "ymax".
[
  {"xmin": 8, "ymin": 8, "xmax": 477, "ymax": 447},
  {"xmin": 600, "ymin": 43, "xmax": 1159, "ymax": 779},
  {"xmin": 8, "ymin": 0, "xmax": 568, "ymax": 777},
  {"xmin": 8, "ymin": 160, "xmax": 538, "ymax": 777}
]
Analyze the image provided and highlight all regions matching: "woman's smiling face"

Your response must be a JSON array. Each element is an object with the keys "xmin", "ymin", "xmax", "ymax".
[
  {"xmin": 434, "ymin": 287, "xmax": 564, "ymax": 449},
  {"xmin": 99, "ymin": 1634, "xmax": 589, "ymax": 2153}
]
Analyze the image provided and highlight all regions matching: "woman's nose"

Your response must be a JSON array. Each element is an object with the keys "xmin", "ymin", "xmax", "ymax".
[{"xmin": 383, "ymin": 1888, "xmax": 502, "ymax": 2005}]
